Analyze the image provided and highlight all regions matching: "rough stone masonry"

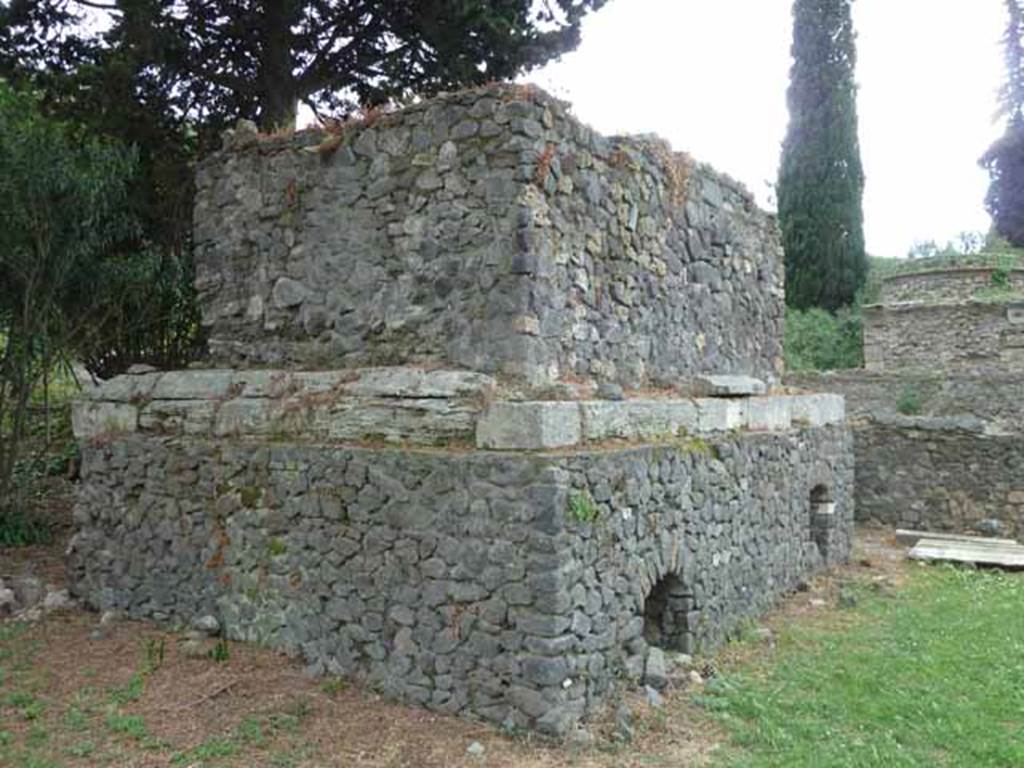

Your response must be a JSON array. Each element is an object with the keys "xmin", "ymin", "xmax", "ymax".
[
  {"xmin": 70, "ymin": 84, "xmax": 853, "ymax": 737},
  {"xmin": 791, "ymin": 259, "xmax": 1024, "ymax": 539}
]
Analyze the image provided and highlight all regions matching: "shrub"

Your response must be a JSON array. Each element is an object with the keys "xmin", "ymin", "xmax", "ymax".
[{"xmin": 784, "ymin": 306, "xmax": 864, "ymax": 372}]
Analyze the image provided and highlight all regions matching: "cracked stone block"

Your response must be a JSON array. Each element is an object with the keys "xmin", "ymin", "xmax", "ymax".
[
  {"xmin": 476, "ymin": 402, "xmax": 581, "ymax": 450},
  {"xmin": 790, "ymin": 394, "xmax": 845, "ymax": 427},
  {"xmin": 71, "ymin": 401, "xmax": 138, "ymax": 439},
  {"xmin": 694, "ymin": 398, "xmax": 746, "ymax": 432},
  {"xmin": 745, "ymin": 397, "xmax": 792, "ymax": 431},
  {"xmin": 581, "ymin": 400, "xmax": 698, "ymax": 442}
]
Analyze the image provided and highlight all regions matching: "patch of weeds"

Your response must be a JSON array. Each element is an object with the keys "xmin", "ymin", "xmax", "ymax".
[
  {"xmin": 109, "ymin": 672, "xmax": 145, "ymax": 704},
  {"xmin": 239, "ymin": 485, "xmax": 263, "ymax": 508},
  {"xmin": 67, "ymin": 739, "xmax": 96, "ymax": 758},
  {"xmin": 5, "ymin": 753, "xmax": 61, "ymax": 768},
  {"xmin": 0, "ymin": 621, "xmax": 30, "ymax": 646},
  {"xmin": 209, "ymin": 637, "xmax": 230, "ymax": 663},
  {"xmin": 268, "ymin": 697, "xmax": 313, "ymax": 734},
  {"xmin": 64, "ymin": 704, "xmax": 90, "ymax": 731},
  {"xmin": 0, "ymin": 509, "xmax": 53, "ymax": 546},
  {"xmin": 0, "ymin": 730, "xmax": 11, "ymax": 746},
  {"xmin": 320, "ymin": 677, "xmax": 346, "ymax": 697},
  {"xmin": 726, "ymin": 617, "xmax": 761, "ymax": 645},
  {"xmin": 172, "ymin": 737, "xmax": 240, "ymax": 764},
  {"xmin": 267, "ymin": 537, "xmax": 287, "ymax": 557},
  {"xmin": 26, "ymin": 723, "xmax": 49, "ymax": 747},
  {"xmin": 567, "ymin": 491, "xmax": 600, "ymax": 524},
  {"xmin": 896, "ymin": 387, "xmax": 923, "ymax": 415},
  {"xmin": 106, "ymin": 711, "xmax": 148, "ymax": 741},
  {"xmin": 675, "ymin": 432, "xmax": 717, "ymax": 458},
  {"xmin": 991, "ymin": 266, "xmax": 1012, "ymax": 290},
  {"xmin": 236, "ymin": 716, "xmax": 266, "ymax": 748},
  {"xmin": 6, "ymin": 691, "xmax": 45, "ymax": 721},
  {"xmin": 143, "ymin": 637, "xmax": 166, "ymax": 673}
]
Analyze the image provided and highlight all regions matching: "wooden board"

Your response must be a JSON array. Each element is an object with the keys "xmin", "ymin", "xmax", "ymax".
[
  {"xmin": 908, "ymin": 537, "xmax": 1024, "ymax": 569},
  {"xmin": 895, "ymin": 529, "xmax": 1017, "ymax": 548}
]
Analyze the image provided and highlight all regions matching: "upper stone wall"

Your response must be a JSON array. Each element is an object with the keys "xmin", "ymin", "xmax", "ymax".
[
  {"xmin": 863, "ymin": 300, "xmax": 1024, "ymax": 373},
  {"xmin": 878, "ymin": 267, "xmax": 1024, "ymax": 304},
  {"xmin": 194, "ymin": 84, "xmax": 784, "ymax": 388}
]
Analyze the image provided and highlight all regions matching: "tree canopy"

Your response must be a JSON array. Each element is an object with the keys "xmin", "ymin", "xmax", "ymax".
[
  {"xmin": 982, "ymin": 0, "xmax": 1024, "ymax": 247},
  {"xmin": 777, "ymin": 0, "xmax": 866, "ymax": 311},
  {"xmin": 2, "ymin": 0, "xmax": 608, "ymax": 130},
  {"xmin": 0, "ymin": 80, "xmax": 138, "ymax": 511}
]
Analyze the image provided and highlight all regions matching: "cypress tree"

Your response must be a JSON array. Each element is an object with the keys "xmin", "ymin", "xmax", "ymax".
[
  {"xmin": 982, "ymin": 1, "xmax": 1024, "ymax": 247},
  {"xmin": 778, "ymin": 0, "xmax": 866, "ymax": 311}
]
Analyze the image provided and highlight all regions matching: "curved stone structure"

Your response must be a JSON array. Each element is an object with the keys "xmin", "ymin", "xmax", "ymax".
[
  {"xmin": 865, "ymin": 260, "xmax": 1024, "ymax": 374},
  {"xmin": 878, "ymin": 266, "xmax": 1024, "ymax": 304}
]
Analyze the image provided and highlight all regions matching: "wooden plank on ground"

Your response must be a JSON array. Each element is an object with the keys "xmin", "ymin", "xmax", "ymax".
[
  {"xmin": 895, "ymin": 529, "xmax": 1018, "ymax": 548},
  {"xmin": 908, "ymin": 538, "xmax": 1024, "ymax": 569}
]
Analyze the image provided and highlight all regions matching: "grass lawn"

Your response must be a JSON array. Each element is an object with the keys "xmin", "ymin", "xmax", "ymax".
[{"xmin": 704, "ymin": 564, "xmax": 1024, "ymax": 768}]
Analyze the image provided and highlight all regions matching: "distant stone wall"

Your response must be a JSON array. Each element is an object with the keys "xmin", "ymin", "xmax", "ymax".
[
  {"xmin": 195, "ymin": 84, "xmax": 784, "ymax": 387},
  {"xmin": 789, "ymin": 371, "xmax": 1024, "ymax": 536},
  {"xmin": 862, "ymin": 301, "xmax": 1024, "ymax": 373},
  {"xmin": 69, "ymin": 424, "xmax": 852, "ymax": 736},
  {"xmin": 878, "ymin": 267, "xmax": 1024, "ymax": 304},
  {"xmin": 786, "ymin": 370, "xmax": 1024, "ymax": 433},
  {"xmin": 852, "ymin": 417, "xmax": 1024, "ymax": 536}
]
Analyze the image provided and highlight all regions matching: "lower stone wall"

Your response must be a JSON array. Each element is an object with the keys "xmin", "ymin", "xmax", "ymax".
[
  {"xmin": 852, "ymin": 417, "xmax": 1024, "ymax": 537},
  {"xmin": 789, "ymin": 371, "xmax": 1024, "ymax": 537},
  {"xmin": 69, "ymin": 425, "xmax": 852, "ymax": 736}
]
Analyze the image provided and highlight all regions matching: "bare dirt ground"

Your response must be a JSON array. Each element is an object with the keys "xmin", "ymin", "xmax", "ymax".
[{"xmin": 0, "ymin": 517, "xmax": 907, "ymax": 768}]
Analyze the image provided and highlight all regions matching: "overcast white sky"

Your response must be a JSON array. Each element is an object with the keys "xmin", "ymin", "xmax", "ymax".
[{"xmin": 528, "ymin": 0, "xmax": 1006, "ymax": 258}]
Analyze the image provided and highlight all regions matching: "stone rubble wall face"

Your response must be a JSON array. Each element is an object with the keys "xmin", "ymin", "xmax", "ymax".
[
  {"xmin": 788, "ymin": 371, "xmax": 1024, "ymax": 535},
  {"xmin": 786, "ymin": 371, "xmax": 1024, "ymax": 432},
  {"xmin": 69, "ymin": 426, "xmax": 851, "ymax": 735},
  {"xmin": 852, "ymin": 421, "xmax": 1024, "ymax": 536},
  {"xmin": 878, "ymin": 268, "xmax": 1024, "ymax": 304},
  {"xmin": 863, "ymin": 302, "xmax": 1024, "ymax": 373},
  {"xmin": 195, "ymin": 86, "xmax": 784, "ymax": 386}
]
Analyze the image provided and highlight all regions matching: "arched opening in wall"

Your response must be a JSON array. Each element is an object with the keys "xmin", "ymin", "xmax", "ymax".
[
  {"xmin": 643, "ymin": 573, "xmax": 696, "ymax": 654},
  {"xmin": 810, "ymin": 484, "xmax": 836, "ymax": 560}
]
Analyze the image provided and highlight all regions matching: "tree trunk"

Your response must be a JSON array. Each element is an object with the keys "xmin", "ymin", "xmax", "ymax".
[{"xmin": 260, "ymin": 0, "xmax": 299, "ymax": 131}]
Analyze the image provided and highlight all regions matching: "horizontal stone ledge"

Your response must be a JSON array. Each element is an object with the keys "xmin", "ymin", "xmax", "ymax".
[
  {"xmin": 80, "ymin": 366, "xmax": 498, "ymax": 404},
  {"xmin": 72, "ymin": 367, "xmax": 496, "ymax": 444},
  {"xmin": 72, "ymin": 369, "xmax": 845, "ymax": 447},
  {"xmin": 477, "ymin": 394, "xmax": 845, "ymax": 450}
]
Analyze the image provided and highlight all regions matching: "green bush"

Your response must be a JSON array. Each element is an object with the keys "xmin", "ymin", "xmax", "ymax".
[
  {"xmin": 896, "ymin": 388, "xmax": 923, "ymax": 415},
  {"xmin": 784, "ymin": 306, "xmax": 864, "ymax": 371}
]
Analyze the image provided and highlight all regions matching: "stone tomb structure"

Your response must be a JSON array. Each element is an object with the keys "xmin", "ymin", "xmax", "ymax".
[
  {"xmin": 792, "ymin": 258, "xmax": 1024, "ymax": 537},
  {"xmin": 69, "ymin": 85, "xmax": 854, "ymax": 736},
  {"xmin": 864, "ymin": 265, "xmax": 1024, "ymax": 373}
]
